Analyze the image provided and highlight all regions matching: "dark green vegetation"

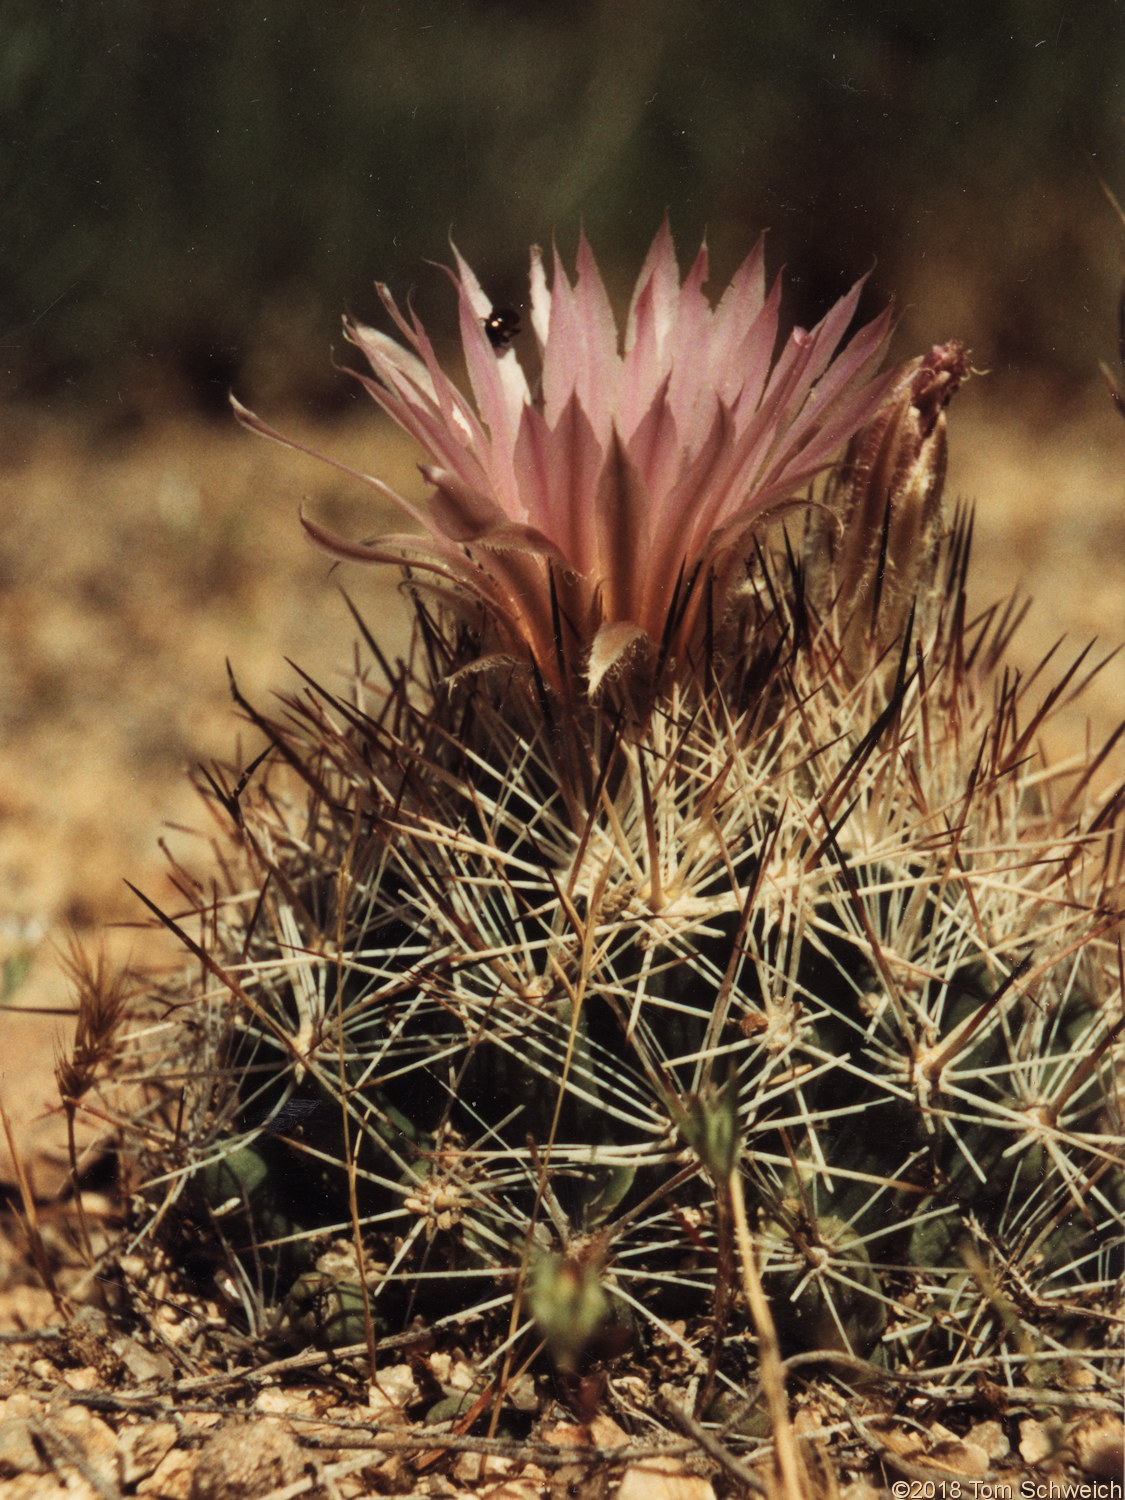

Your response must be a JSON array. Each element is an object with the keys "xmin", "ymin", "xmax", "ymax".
[{"xmin": 3, "ymin": 1, "xmax": 1123, "ymax": 414}]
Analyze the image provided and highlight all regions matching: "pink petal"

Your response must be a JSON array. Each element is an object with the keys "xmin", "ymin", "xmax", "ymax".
[
  {"xmin": 512, "ymin": 393, "xmax": 606, "ymax": 574},
  {"xmin": 572, "ymin": 230, "xmax": 622, "ymax": 418},
  {"xmin": 529, "ymin": 244, "xmax": 551, "ymax": 351},
  {"xmin": 618, "ymin": 271, "xmax": 667, "ymax": 436},
  {"xmin": 664, "ymin": 240, "xmax": 713, "ymax": 439},
  {"xmin": 723, "ymin": 272, "xmax": 784, "ymax": 414},
  {"xmin": 625, "ymin": 216, "xmax": 680, "ymax": 356},
  {"xmin": 641, "ymin": 401, "xmax": 734, "ymax": 633},
  {"xmin": 343, "ymin": 361, "xmax": 493, "ymax": 498},
  {"xmin": 709, "ymin": 237, "xmax": 768, "ymax": 375},
  {"xmin": 539, "ymin": 242, "xmax": 579, "ymax": 425},
  {"xmin": 448, "ymin": 254, "xmax": 528, "ymax": 511},
  {"xmin": 373, "ymin": 284, "xmax": 484, "ymax": 443},
  {"xmin": 421, "ymin": 465, "xmax": 567, "ymax": 561},
  {"xmin": 231, "ymin": 397, "xmax": 433, "ymax": 533},
  {"xmin": 621, "ymin": 371, "xmax": 680, "ymax": 502},
  {"xmin": 594, "ymin": 428, "xmax": 653, "ymax": 626}
]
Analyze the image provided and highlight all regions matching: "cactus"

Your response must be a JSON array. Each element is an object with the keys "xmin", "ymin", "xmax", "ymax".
[{"xmin": 114, "ymin": 230, "xmax": 1123, "ymax": 1455}]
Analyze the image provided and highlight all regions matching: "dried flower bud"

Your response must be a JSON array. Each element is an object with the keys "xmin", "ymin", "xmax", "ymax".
[{"xmin": 816, "ymin": 340, "xmax": 969, "ymax": 655}]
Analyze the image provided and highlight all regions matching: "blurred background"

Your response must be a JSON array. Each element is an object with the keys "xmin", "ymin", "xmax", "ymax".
[
  {"xmin": 3, "ymin": 0, "xmax": 1125, "ymax": 419},
  {"xmin": 2, "ymin": 1, "xmax": 1125, "ymax": 1195}
]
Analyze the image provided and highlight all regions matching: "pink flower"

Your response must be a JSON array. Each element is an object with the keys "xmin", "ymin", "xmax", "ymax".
[{"xmin": 237, "ymin": 223, "xmax": 898, "ymax": 697}]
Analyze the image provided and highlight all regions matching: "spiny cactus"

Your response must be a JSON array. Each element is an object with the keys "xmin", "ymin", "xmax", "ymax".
[{"xmin": 113, "ymin": 229, "xmax": 1122, "ymax": 1449}]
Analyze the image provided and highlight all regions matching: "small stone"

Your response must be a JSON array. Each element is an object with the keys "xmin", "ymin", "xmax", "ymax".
[
  {"xmin": 1, "ymin": 1476, "xmax": 72, "ymax": 1499},
  {"xmin": 445, "ymin": 1359, "xmax": 476, "ymax": 1393},
  {"xmin": 1073, "ymin": 1414, "xmax": 1125, "ymax": 1478},
  {"xmin": 543, "ymin": 1422, "xmax": 587, "ymax": 1447},
  {"xmin": 138, "ymin": 1446, "xmax": 197, "ymax": 1498},
  {"xmin": 587, "ymin": 1414, "xmax": 629, "ymax": 1449},
  {"xmin": 189, "ymin": 1421, "xmax": 305, "ymax": 1500},
  {"xmin": 362, "ymin": 1362, "xmax": 415, "ymax": 1419},
  {"xmin": 451, "ymin": 1450, "xmax": 513, "ymax": 1483},
  {"xmin": 1018, "ymin": 1417, "xmax": 1055, "ymax": 1465},
  {"xmin": 506, "ymin": 1372, "xmax": 539, "ymax": 1412},
  {"xmin": 252, "ymin": 1389, "xmax": 294, "ymax": 1415},
  {"xmin": 616, "ymin": 1456, "xmax": 716, "ymax": 1500},
  {"xmin": 56, "ymin": 1405, "xmax": 117, "ymax": 1457},
  {"xmin": 0, "ymin": 1394, "xmax": 40, "ymax": 1423},
  {"xmin": 372, "ymin": 1453, "xmax": 412, "ymax": 1491},
  {"xmin": 119, "ymin": 1337, "xmax": 175, "ymax": 1383},
  {"xmin": 0, "ymin": 1413, "xmax": 47, "ymax": 1477},
  {"xmin": 967, "ymin": 1420, "xmax": 1010, "ymax": 1462},
  {"xmin": 117, "ymin": 1421, "xmax": 178, "ymax": 1486}
]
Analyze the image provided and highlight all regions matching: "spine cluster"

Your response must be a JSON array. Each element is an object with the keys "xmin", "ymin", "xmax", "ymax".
[{"xmin": 119, "ymin": 502, "xmax": 1124, "ymax": 1408}]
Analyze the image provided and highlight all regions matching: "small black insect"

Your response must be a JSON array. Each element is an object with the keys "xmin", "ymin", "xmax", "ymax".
[{"xmin": 483, "ymin": 307, "xmax": 521, "ymax": 349}]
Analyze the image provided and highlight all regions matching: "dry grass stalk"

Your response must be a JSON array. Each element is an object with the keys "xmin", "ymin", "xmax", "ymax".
[
  {"xmin": 0, "ymin": 1094, "xmax": 66, "ymax": 1315},
  {"xmin": 54, "ymin": 938, "xmax": 132, "ymax": 1264}
]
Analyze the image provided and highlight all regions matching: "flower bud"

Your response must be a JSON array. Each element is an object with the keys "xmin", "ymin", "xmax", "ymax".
[{"xmin": 818, "ymin": 341, "xmax": 968, "ymax": 655}]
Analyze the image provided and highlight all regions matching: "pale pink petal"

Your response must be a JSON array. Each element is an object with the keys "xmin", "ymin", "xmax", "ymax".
[
  {"xmin": 572, "ymin": 231, "xmax": 622, "ymax": 419},
  {"xmin": 538, "ymin": 244, "xmax": 580, "ymax": 427},
  {"xmin": 373, "ymin": 284, "xmax": 484, "ymax": 443},
  {"xmin": 640, "ymin": 401, "xmax": 734, "ymax": 635},
  {"xmin": 448, "ymin": 255, "xmax": 528, "ymax": 511},
  {"xmin": 529, "ymin": 244, "xmax": 550, "ymax": 350},
  {"xmin": 618, "ymin": 271, "xmax": 667, "ymax": 436},
  {"xmin": 346, "ymin": 319, "xmax": 439, "ymax": 404},
  {"xmin": 621, "ymin": 371, "xmax": 680, "ymax": 503},
  {"xmin": 722, "ymin": 273, "xmax": 784, "ymax": 414},
  {"xmin": 624, "ymin": 216, "xmax": 680, "ymax": 356},
  {"xmin": 708, "ymin": 237, "xmax": 768, "ymax": 378},
  {"xmin": 343, "ymin": 360, "xmax": 492, "ymax": 497},
  {"xmin": 449, "ymin": 247, "xmax": 531, "ymax": 421},
  {"xmin": 762, "ymin": 276, "xmax": 872, "ymax": 426},
  {"xmin": 664, "ymin": 240, "xmax": 714, "ymax": 440},
  {"xmin": 512, "ymin": 395, "xmax": 606, "ymax": 575}
]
